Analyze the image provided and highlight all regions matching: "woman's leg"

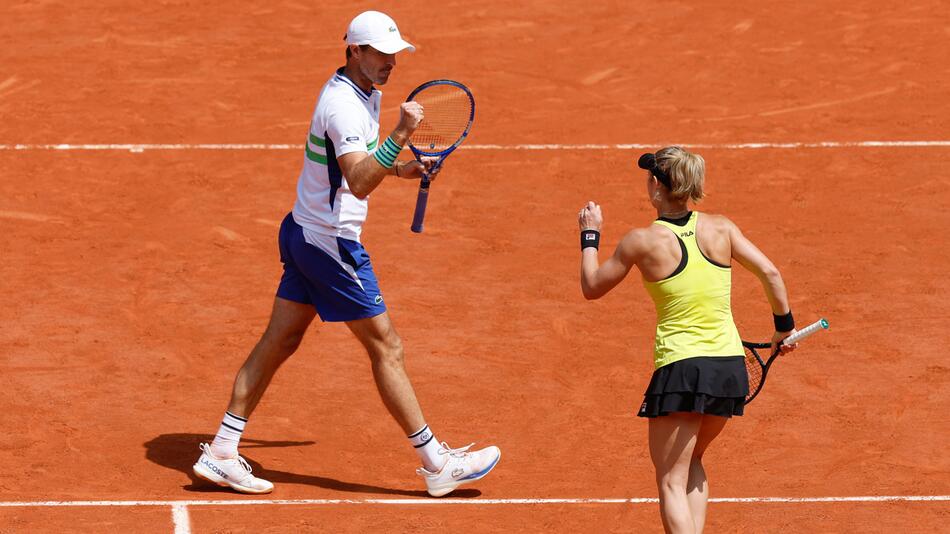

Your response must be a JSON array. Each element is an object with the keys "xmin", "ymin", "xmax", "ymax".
[
  {"xmin": 649, "ymin": 412, "xmax": 703, "ymax": 534},
  {"xmin": 686, "ymin": 415, "xmax": 729, "ymax": 534}
]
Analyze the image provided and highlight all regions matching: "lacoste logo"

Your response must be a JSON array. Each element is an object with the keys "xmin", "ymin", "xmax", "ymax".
[
  {"xmin": 389, "ymin": 26, "xmax": 397, "ymax": 32},
  {"xmin": 452, "ymin": 468, "xmax": 465, "ymax": 478},
  {"xmin": 202, "ymin": 459, "xmax": 229, "ymax": 479},
  {"xmin": 680, "ymin": 231, "xmax": 694, "ymax": 237},
  {"xmin": 374, "ymin": 295, "xmax": 383, "ymax": 304}
]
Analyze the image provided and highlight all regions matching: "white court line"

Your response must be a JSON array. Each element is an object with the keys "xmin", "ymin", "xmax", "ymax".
[
  {"xmin": 0, "ymin": 495, "xmax": 947, "ymax": 507},
  {"xmin": 170, "ymin": 503, "xmax": 191, "ymax": 534},
  {"xmin": 466, "ymin": 141, "xmax": 950, "ymax": 149},
  {"xmin": 0, "ymin": 141, "xmax": 949, "ymax": 152}
]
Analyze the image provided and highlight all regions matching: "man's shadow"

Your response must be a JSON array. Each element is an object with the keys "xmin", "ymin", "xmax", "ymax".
[{"xmin": 145, "ymin": 433, "xmax": 480, "ymax": 498}]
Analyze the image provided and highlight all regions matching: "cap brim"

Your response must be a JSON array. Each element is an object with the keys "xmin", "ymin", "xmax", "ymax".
[
  {"xmin": 637, "ymin": 153, "xmax": 656, "ymax": 170},
  {"xmin": 370, "ymin": 38, "xmax": 416, "ymax": 54}
]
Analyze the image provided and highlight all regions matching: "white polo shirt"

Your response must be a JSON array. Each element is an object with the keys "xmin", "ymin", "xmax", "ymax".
[{"xmin": 292, "ymin": 68, "xmax": 382, "ymax": 242}]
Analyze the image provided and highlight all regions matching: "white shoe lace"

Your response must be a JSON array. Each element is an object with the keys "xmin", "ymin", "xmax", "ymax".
[
  {"xmin": 416, "ymin": 442, "xmax": 476, "ymax": 477},
  {"xmin": 201, "ymin": 443, "xmax": 254, "ymax": 476},
  {"xmin": 437, "ymin": 442, "xmax": 474, "ymax": 458},
  {"xmin": 236, "ymin": 455, "xmax": 253, "ymax": 476}
]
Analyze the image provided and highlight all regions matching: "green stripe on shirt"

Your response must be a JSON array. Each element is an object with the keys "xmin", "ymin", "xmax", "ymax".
[
  {"xmin": 309, "ymin": 133, "xmax": 326, "ymax": 148},
  {"xmin": 306, "ymin": 133, "xmax": 377, "ymax": 162},
  {"xmin": 305, "ymin": 141, "xmax": 327, "ymax": 164}
]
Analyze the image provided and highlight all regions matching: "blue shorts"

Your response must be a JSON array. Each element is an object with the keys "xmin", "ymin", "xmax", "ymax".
[{"xmin": 276, "ymin": 212, "xmax": 386, "ymax": 322}]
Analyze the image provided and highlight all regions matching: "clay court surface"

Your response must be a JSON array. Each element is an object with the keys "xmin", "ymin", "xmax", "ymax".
[{"xmin": 2, "ymin": 1, "xmax": 949, "ymax": 532}]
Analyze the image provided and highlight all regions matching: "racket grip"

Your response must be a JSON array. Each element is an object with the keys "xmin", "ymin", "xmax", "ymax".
[
  {"xmin": 783, "ymin": 318, "xmax": 829, "ymax": 345},
  {"xmin": 410, "ymin": 179, "xmax": 431, "ymax": 233}
]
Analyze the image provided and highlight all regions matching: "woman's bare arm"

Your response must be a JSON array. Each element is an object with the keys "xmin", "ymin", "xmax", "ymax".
[{"xmin": 578, "ymin": 202, "xmax": 643, "ymax": 300}]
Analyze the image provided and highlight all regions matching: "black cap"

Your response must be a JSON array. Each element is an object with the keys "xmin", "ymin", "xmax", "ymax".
[{"xmin": 637, "ymin": 152, "xmax": 672, "ymax": 189}]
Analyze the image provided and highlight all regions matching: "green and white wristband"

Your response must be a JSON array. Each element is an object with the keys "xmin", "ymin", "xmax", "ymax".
[{"xmin": 373, "ymin": 136, "xmax": 403, "ymax": 169}]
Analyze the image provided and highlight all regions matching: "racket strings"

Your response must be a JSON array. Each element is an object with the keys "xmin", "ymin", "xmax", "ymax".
[
  {"xmin": 410, "ymin": 86, "xmax": 473, "ymax": 152},
  {"xmin": 744, "ymin": 346, "xmax": 763, "ymax": 399}
]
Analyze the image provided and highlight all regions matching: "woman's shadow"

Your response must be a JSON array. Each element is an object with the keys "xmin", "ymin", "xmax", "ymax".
[{"xmin": 144, "ymin": 433, "xmax": 480, "ymax": 498}]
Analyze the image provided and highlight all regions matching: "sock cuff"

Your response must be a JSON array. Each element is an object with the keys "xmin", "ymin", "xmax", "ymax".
[
  {"xmin": 408, "ymin": 424, "xmax": 435, "ymax": 448},
  {"xmin": 222, "ymin": 412, "xmax": 247, "ymax": 432},
  {"xmin": 407, "ymin": 424, "xmax": 429, "ymax": 439}
]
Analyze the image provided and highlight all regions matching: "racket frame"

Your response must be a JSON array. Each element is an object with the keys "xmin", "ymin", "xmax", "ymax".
[
  {"xmin": 405, "ymin": 79, "xmax": 475, "ymax": 233},
  {"xmin": 742, "ymin": 340, "xmax": 778, "ymax": 404},
  {"xmin": 743, "ymin": 318, "xmax": 829, "ymax": 405}
]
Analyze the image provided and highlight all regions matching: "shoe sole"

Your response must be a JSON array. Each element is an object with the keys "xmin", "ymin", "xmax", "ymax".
[
  {"xmin": 192, "ymin": 462, "xmax": 274, "ymax": 495},
  {"xmin": 427, "ymin": 450, "xmax": 502, "ymax": 498}
]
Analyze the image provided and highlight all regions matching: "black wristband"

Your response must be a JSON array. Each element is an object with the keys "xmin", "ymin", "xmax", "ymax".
[
  {"xmin": 773, "ymin": 311, "xmax": 795, "ymax": 332},
  {"xmin": 581, "ymin": 229, "xmax": 600, "ymax": 250}
]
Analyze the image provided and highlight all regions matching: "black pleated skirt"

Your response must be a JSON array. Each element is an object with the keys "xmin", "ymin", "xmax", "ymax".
[{"xmin": 637, "ymin": 356, "xmax": 748, "ymax": 418}]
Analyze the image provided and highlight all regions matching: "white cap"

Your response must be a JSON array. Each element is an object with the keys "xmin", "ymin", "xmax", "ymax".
[{"xmin": 345, "ymin": 11, "xmax": 415, "ymax": 54}]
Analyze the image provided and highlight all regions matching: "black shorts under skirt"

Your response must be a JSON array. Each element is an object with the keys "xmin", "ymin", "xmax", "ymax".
[{"xmin": 637, "ymin": 356, "xmax": 748, "ymax": 419}]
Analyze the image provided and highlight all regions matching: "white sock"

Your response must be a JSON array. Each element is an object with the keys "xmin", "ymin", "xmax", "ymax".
[
  {"xmin": 210, "ymin": 411, "xmax": 246, "ymax": 458},
  {"xmin": 408, "ymin": 424, "xmax": 444, "ymax": 472}
]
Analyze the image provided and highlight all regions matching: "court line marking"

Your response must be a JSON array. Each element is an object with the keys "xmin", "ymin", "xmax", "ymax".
[
  {"xmin": 1, "ymin": 495, "xmax": 947, "ymax": 507},
  {"xmin": 170, "ymin": 503, "xmax": 191, "ymax": 534},
  {"xmin": 0, "ymin": 141, "xmax": 949, "ymax": 153}
]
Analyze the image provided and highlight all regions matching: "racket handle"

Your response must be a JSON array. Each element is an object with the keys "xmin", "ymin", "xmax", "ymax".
[
  {"xmin": 410, "ymin": 178, "xmax": 431, "ymax": 233},
  {"xmin": 783, "ymin": 318, "xmax": 829, "ymax": 345}
]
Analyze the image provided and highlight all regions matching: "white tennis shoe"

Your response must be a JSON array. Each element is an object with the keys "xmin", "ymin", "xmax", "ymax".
[
  {"xmin": 192, "ymin": 443, "xmax": 274, "ymax": 494},
  {"xmin": 416, "ymin": 442, "xmax": 501, "ymax": 497}
]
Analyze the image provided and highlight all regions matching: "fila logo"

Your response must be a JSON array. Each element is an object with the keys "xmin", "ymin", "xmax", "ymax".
[
  {"xmin": 452, "ymin": 468, "xmax": 465, "ymax": 478},
  {"xmin": 374, "ymin": 295, "xmax": 383, "ymax": 304},
  {"xmin": 680, "ymin": 231, "xmax": 694, "ymax": 238}
]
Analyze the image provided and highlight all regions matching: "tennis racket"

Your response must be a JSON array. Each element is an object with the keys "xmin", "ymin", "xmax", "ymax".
[
  {"xmin": 405, "ymin": 80, "xmax": 475, "ymax": 233},
  {"xmin": 743, "ymin": 318, "xmax": 829, "ymax": 404}
]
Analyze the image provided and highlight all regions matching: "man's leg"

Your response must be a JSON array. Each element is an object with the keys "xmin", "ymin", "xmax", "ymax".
[
  {"xmin": 346, "ymin": 311, "xmax": 500, "ymax": 497},
  {"xmin": 345, "ymin": 311, "xmax": 424, "ymax": 434},
  {"xmin": 227, "ymin": 297, "xmax": 317, "ymax": 418},
  {"xmin": 193, "ymin": 296, "xmax": 315, "ymax": 494}
]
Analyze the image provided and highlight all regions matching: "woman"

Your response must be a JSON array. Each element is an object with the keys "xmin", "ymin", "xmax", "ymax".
[{"xmin": 577, "ymin": 146, "xmax": 797, "ymax": 534}]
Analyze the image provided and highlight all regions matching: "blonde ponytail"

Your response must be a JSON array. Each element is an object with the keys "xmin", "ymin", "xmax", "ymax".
[{"xmin": 655, "ymin": 146, "xmax": 705, "ymax": 202}]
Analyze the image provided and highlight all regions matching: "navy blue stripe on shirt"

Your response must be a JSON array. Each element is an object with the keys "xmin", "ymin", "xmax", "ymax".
[{"xmin": 326, "ymin": 132, "xmax": 343, "ymax": 209}]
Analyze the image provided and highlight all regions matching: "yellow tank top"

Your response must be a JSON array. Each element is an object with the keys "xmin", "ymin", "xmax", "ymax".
[{"xmin": 642, "ymin": 212, "xmax": 743, "ymax": 369}]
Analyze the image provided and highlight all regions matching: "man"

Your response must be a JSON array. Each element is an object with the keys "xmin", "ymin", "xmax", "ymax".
[{"xmin": 192, "ymin": 10, "xmax": 500, "ymax": 498}]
